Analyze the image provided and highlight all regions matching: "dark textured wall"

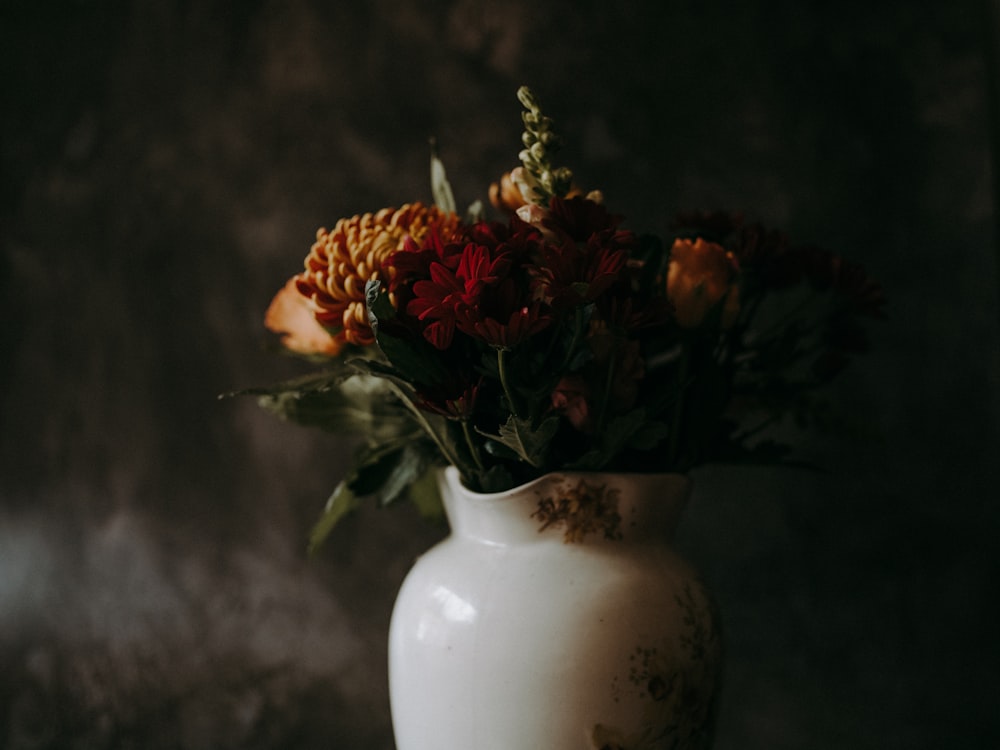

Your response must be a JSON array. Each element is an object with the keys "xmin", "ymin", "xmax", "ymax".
[{"xmin": 2, "ymin": 1, "xmax": 998, "ymax": 748}]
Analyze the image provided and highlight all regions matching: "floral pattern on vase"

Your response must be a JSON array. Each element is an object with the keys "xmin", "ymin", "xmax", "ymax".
[
  {"xmin": 591, "ymin": 581, "xmax": 721, "ymax": 750},
  {"xmin": 531, "ymin": 476, "xmax": 624, "ymax": 542}
]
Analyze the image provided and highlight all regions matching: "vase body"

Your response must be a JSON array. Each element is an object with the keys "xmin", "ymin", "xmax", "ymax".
[{"xmin": 388, "ymin": 467, "xmax": 722, "ymax": 750}]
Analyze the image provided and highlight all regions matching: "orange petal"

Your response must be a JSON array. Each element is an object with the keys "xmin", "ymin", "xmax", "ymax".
[{"xmin": 264, "ymin": 277, "xmax": 342, "ymax": 356}]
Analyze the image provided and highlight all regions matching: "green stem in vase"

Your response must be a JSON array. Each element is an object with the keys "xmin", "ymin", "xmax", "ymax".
[
  {"xmin": 387, "ymin": 381, "xmax": 464, "ymax": 471},
  {"xmin": 561, "ymin": 306, "xmax": 586, "ymax": 370},
  {"xmin": 461, "ymin": 418, "xmax": 485, "ymax": 472},
  {"xmin": 594, "ymin": 341, "xmax": 619, "ymax": 437},
  {"xmin": 497, "ymin": 347, "xmax": 522, "ymax": 419}
]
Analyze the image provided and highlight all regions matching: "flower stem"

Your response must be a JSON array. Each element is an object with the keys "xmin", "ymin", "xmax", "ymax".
[
  {"xmin": 497, "ymin": 347, "xmax": 521, "ymax": 418},
  {"xmin": 560, "ymin": 306, "xmax": 586, "ymax": 370},
  {"xmin": 461, "ymin": 418, "xmax": 485, "ymax": 472},
  {"xmin": 386, "ymin": 381, "xmax": 463, "ymax": 469},
  {"xmin": 594, "ymin": 342, "xmax": 619, "ymax": 436}
]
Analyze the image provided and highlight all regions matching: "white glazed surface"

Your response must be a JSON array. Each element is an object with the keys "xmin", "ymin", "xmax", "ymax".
[{"xmin": 389, "ymin": 467, "xmax": 720, "ymax": 750}]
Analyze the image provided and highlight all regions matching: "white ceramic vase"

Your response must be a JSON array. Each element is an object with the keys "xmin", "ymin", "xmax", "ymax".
[{"xmin": 388, "ymin": 466, "xmax": 722, "ymax": 750}]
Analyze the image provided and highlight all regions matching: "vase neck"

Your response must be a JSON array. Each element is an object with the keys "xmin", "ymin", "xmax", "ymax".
[{"xmin": 440, "ymin": 467, "xmax": 691, "ymax": 546}]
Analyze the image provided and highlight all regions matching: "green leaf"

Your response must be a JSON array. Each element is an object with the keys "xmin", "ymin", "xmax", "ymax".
[
  {"xmin": 465, "ymin": 199, "xmax": 484, "ymax": 223},
  {"xmin": 308, "ymin": 480, "xmax": 360, "ymax": 557},
  {"xmin": 240, "ymin": 370, "xmax": 415, "ymax": 436},
  {"xmin": 600, "ymin": 407, "xmax": 646, "ymax": 445},
  {"xmin": 632, "ymin": 233, "xmax": 669, "ymax": 287},
  {"xmin": 307, "ymin": 434, "xmax": 432, "ymax": 555},
  {"xmin": 481, "ymin": 439, "xmax": 521, "ymax": 461},
  {"xmin": 407, "ymin": 465, "xmax": 445, "ymax": 522},
  {"xmin": 374, "ymin": 443, "xmax": 433, "ymax": 507},
  {"xmin": 365, "ymin": 281, "xmax": 453, "ymax": 387},
  {"xmin": 366, "ymin": 278, "xmax": 398, "ymax": 324},
  {"xmin": 430, "ymin": 142, "xmax": 456, "ymax": 214},
  {"xmin": 347, "ymin": 432, "xmax": 425, "ymax": 496},
  {"xmin": 350, "ymin": 358, "xmax": 473, "ymax": 477},
  {"xmin": 225, "ymin": 369, "xmax": 347, "ymax": 406},
  {"xmin": 477, "ymin": 464, "xmax": 516, "ymax": 493},
  {"xmin": 566, "ymin": 449, "xmax": 605, "ymax": 472},
  {"xmin": 481, "ymin": 415, "xmax": 559, "ymax": 468},
  {"xmin": 351, "ymin": 358, "xmax": 408, "ymax": 391},
  {"xmin": 567, "ymin": 409, "xmax": 664, "ymax": 471},
  {"xmin": 628, "ymin": 418, "xmax": 670, "ymax": 451},
  {"xmin": 349, "ymin": 359, "xmax": 432, "ymax": 421}
]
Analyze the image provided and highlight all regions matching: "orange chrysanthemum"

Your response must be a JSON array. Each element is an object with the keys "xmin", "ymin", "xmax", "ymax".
[{"xmin": 295, "ymin": 203, "xmax": 459, "ymax": 347}]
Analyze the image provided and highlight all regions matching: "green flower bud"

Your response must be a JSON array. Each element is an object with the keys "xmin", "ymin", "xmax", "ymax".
[{"xmin": 516, "ymin": 86, "xmax": 537, "ymax": 110}]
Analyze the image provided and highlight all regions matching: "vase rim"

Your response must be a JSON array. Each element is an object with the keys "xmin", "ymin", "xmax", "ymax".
[{"xmin": 443, "ymin": 465, "xmax": 692, "ymax": 502}]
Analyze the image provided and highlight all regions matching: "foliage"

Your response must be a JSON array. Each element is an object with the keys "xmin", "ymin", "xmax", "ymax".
[{"xmin": 237, "ymin": 86, "xmax": 884, "ymax": 550}]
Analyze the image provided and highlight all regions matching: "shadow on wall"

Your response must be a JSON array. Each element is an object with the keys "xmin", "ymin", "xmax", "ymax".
[{"xmin": 2, "ymin": 1, "xmax": 999, "ymax": 748}]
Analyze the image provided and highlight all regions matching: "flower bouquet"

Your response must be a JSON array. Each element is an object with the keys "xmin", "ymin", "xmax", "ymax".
[{"xmin": 248, "ymin": 86, "xmax": 884, "ymax": 553}]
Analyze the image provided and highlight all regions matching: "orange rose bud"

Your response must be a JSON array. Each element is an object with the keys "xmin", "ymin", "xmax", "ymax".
[
  {"xmin": 667, "ymin": 238, "xmax": 740, "ymax": 328},
  {"xmin": 489, "ymin": 170, "xmax": 530, "ymax": 214},
  {"xmin": 264, "ymin": 277, "xmax": 342, "ymax": 356}
]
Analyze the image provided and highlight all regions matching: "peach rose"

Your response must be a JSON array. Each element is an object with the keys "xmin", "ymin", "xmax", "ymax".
[
  {"xmin": 264, "ymin": 277, "xmax": 342, "ymax": 356},
  {"xmin": 667, "ymin": 238, "xmax": 740, "ymax": 328}
]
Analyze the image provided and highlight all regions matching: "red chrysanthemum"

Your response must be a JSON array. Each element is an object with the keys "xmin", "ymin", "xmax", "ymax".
[
  {"xmin": 391, "ymin": 219, "xmax": 553, "ymax": 350},
  {"xmin": 467, "ymin": 299, "xmax": 552, "ymax": 349},
  {"xmin": 419, "ymin": 380, "xmax": 482, "ymax": 420},
  {"xmin": 405, "ymin": 241, "xmax": 514, "ymax": 350},
  {"xmin": 524, "ymin": 196, "xmax": 638, "ymax": 311},
  {"xmin": 541, "ymin": 195, "xmax": 625, "ymax": 243},
  {"xmin": 534, "ymin": 239, "xmax": 628, "ymax": 311}
]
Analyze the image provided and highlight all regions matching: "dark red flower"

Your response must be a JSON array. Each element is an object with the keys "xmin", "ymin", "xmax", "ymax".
[
  {"xmin": 406, "ymin": 262, "xmax": 467, "ymax": 350},
  {"xmin": 535, "ymin": 239, "xmax": 628, "ymax": 311},
  {"xmin": 393, "ymin": 217, "xmax": 555, "ymax": 350},
  {"xmin": 542, "ymin": 195, "xmax": 624, "ymax": 243},
  {"xmin": 404, "ymin": 240, "xmax": 515, "ymax": 349},
  {"xmin": 801, "ymin": 246, "xmax": 886, "ymax": 318},
  {"xmin": 525, "ymin": 196, "xmax": 638, "ymax": 312},
  {"xmin": 455, "ymin": 240, "xmax": 513, "ymax": 287},
  {"xmin": 420, "ymin": 380, "xmax": 481, "ymax": 419},
  {"xmin": 734, "ymin": 224, "xmax": 803, "ymax": 290},
  {"xmin": 468, "ymin": 300, "xmax": 552, "ymax": 349},
  {"xmin": 387, "ymin": 231, "xmax": 463, "ymax": 295},
  {"xmin": 465, "ymin": 214, "xmax": 543, "ymax": 251}
]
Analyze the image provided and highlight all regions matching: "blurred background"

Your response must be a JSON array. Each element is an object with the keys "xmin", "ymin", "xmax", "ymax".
[{"xmin": 2, "ymin": 0, "xmax": 998, "ymax": 748}]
